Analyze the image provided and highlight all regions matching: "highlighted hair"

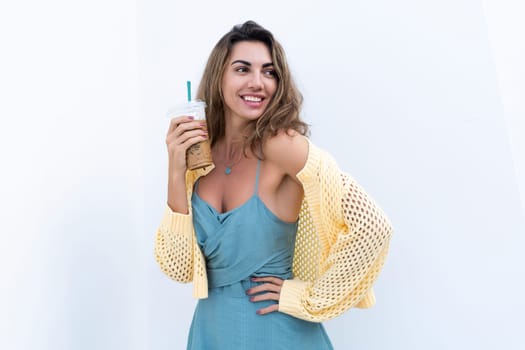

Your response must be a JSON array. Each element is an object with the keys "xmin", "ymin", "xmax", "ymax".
[{"xmin": 196, "ymin": 20, "xmax": 309, "ymax": 157}]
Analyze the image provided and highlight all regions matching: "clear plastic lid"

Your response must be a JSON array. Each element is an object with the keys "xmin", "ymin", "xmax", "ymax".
[{"xmin": 167, "ymin": 100, "xmax": 207, "ymax": 120}]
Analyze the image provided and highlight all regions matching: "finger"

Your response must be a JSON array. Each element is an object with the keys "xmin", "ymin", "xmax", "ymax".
[
  {"xmin": 249, "ymin": 292, "xmax": 280, "ymax": 303},
  {"xmin": 166, "ymin": 134, "xmax": 207, "ymax": 158},
  {"xmin": 168, "ymin": 117, "xmax": 205, "ymax": 138},
  {"xmin": 250, "ymin": 276, "xmax": 284, "ymax": 286},
  {"xmin": 256, "ymin": 303, "xmax": 279, "ymax": 316},
  {"xmin": 172, "ymin": 120, "xmax": 205, "ymax": 138},
  {"xmin": 246, "ymin": 277, "xmax": 284, "ymax": 295},
  {"xmin": 168, "ymin": 115, "xmax": 194, "ymax": 134},
  {"xmin": 168, "ymin": 128, "xmax": 207, "ymax": 146},
  {"xmin": 180, "ymin": 134, "xmax": 208, "ymax": 149},
  {"xmin": 246, "ymin": 282, "xmax": 281, "ymax": 296},
  {"xmin": 172, "ymin": 125, "xmax": 206, "ymax": 144}
]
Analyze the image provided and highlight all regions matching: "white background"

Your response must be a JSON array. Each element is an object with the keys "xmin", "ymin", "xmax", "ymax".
[{"xmin": 1, "ymin": 0, "xmax": 524, "ymax": 349}]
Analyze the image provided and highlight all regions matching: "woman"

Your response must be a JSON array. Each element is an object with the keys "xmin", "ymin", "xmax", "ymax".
[{"xmin": 155, "ymin": 21, "xmax": 393, "ymax": 349}]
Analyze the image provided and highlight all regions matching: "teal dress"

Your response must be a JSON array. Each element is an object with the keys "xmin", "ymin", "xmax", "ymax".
[{"xmin": 187, "ymin": 161, "xmax": 333, "ymax": 350}]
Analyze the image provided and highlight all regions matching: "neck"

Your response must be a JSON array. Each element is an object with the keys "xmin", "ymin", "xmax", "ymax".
[
  {"xmin": 217, "ymin": 113, "xmax": 251, "ymax": 162},
  {"xmin": 216, "ymin": 139, "xmax": 244, "ymax": 163}
]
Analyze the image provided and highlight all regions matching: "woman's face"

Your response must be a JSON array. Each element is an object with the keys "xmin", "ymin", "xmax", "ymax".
[{"xmin": 221, "ymin": 41, "xmax": 277, "ymax": 123}]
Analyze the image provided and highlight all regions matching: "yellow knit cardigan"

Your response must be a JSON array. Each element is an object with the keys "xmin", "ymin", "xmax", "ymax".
[{"xmin": 155, "ymin": 140, "xmax": 393, "ymax": 322}]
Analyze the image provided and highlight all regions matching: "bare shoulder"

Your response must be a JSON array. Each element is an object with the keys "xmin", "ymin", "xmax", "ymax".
[{"xmin": 263, "ymin": 129, "xmax": 309, "ymax": 178}]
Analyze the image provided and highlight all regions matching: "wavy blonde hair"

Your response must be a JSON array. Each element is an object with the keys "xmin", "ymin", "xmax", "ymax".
[{"xmin": 196, "ymin": 20, "xmax": 309, "ymax": 157}]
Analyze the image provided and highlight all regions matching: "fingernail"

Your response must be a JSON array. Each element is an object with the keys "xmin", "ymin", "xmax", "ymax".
[
  {"xmin": 249, "ymin": 297, "xmax": 255, "ymax": 302},
  {"xmin": 256, "ymin": 310, "xmax": 262, "ymax": 315},
  {"xmin": 188, "ymin": 116, "xmax": 194, "ymax": 120},
  {"xmin": 245, "ymin": 289, "xmax": 251, "ymax": 295}
]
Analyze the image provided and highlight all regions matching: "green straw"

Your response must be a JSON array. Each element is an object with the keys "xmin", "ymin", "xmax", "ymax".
[{"xmin": 186, "ymin": 81, "xmax": 191, "ymax": 102}]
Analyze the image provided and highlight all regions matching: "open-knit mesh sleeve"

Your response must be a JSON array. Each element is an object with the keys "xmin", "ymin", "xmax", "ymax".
[
  {"xmin": 154, "ymin": 206, "xmax": 195, "ymax": 283},
  {"xmin": 279, "ymin": 144, "xmax": 393, "ymax": 322},
  {"xmin": 154, "ymin": 167, "xmax": 211, "ymax": 298}
]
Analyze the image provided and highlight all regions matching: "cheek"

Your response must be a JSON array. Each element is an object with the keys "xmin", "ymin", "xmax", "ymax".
[
  {"xmin": 222, "ymin": 84, "xmax": 240, "ymax": 107},
  {"xmin": 221, "ymin": 82, "xmax": 234, "ymax": 98},
  {"xmin": 226, "ymin": 88, "xmax": 239, "ymax": 101},
  {"xmin": 223, "ymin": 77, "xmax": 241, "ymax": 95}
]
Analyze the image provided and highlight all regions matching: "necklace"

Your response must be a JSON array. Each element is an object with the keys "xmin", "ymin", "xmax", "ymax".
[
  {"xmin": 224, "ymin": 158, "xmax": 242, "ymax": 175},
  {"xmin": 218, "ymin": 144, "xmax": 244, "ymax": 175}
]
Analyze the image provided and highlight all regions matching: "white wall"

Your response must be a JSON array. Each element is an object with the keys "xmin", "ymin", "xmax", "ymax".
[
  {"xmin": 1, "ymin": 0, "xmax": 524, "ymax": 349},
  {"xmin": 482, "ymin": 0, "xmax": 525, "ymax": 213},
  {"xmin": 0, "ymin": 1, "xmax": 147, "ymax": 349},
  {"xmin": 141, "ymin": 1, "xmax": 525, "ymax": 349}
]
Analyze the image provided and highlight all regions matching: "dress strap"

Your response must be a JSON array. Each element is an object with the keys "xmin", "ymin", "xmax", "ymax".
[{"xmin": 254, "ymin": 160, "xmax": 261, "ymax": 195}]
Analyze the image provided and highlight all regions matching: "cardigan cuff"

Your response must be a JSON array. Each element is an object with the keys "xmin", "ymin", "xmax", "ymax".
[
  {"xmin": 160, "ymin": 205, "xmax": 193, "ymax": 236},
  {"xmin": 192, "ymin": 273, "xmax": 209, "ymax": 299},
  {"xmin": 278, "ymin": 279, "xmax": 309, "ymax": 318}
]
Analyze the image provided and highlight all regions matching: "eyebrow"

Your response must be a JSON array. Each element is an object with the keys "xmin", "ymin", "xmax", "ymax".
[{"xmin": 231, "ymin": 59, "xmax": 274, "ymax": 68}]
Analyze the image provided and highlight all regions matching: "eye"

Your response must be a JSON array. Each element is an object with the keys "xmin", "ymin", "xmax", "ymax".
[
  {"xmin": 263, "ymin": 69, "xmax": 276, "ymax": 78},
  {"xmin": 235, "ymin": 66, "xmax": 249, "ymax": 73}
]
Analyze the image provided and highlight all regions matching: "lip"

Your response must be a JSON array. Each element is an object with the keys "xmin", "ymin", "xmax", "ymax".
[
  {"xmin": 239, "ymin": 94, "xmax": 266, "ymax": 107},
  {"xmin": 240, "ymin": 93, "xmax": 266, "ymax": 100}
]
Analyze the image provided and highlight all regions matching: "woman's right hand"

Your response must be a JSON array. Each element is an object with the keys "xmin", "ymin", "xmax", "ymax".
[{"xmin": 166, "ymin": 115, "xmax": 208, "ymax": 173}]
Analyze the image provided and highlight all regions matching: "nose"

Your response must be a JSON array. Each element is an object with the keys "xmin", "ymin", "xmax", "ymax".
[{"xmin": 248, "ymin": 72, "xmax": 263, "ymax": 89}]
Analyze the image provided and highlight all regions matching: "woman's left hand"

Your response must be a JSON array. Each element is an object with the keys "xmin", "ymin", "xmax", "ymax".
[{"xmin": 246, "ymin": 276, "xmax": 284, "ymax": 315}]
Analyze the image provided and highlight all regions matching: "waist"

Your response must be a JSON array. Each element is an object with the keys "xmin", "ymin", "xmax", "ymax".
[
  {"xmin": 207, "ymin": 253, "xmax": 294, "ymax": 289},
  {"xmin": 208, "ymin": 274, "xmax": 291, "ymax": 298}
]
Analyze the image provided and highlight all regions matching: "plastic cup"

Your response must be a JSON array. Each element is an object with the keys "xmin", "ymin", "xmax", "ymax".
[{"xmin": 167, "ymin": 100, "xmax": 213, "ymax": 170}]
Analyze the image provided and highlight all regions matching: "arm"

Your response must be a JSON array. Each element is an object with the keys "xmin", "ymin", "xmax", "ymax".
[
  {"xmin": 278, "ymin": 142, "xmax": 393, "ymax": 322},
  {"xmin": 155, "ymin": 185, "xmax": 210, "ymax": 295},
  {"xmin": 263, "ymin": 130, "xmax": 309, "ymax": 181},
  {"xmin": 154, "ymin": 115, "xmax": 207, "ymax": 283},
  {"xmin": 166, "ymin": 116, "xmax": 207, "ymax": 214}
]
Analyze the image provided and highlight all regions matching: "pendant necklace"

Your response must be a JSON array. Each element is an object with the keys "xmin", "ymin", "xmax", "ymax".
[{"xmin": 224, "ymin": 156, "xmax": 243, "ymax": 175}]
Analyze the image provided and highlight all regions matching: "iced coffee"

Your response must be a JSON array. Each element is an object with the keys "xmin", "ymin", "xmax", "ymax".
[{"xmin": 168, "ymin": 100, "xmax": 212, "ymax": 170}]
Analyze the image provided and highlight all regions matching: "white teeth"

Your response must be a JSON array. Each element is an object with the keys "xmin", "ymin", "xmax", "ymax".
[{"xmin": 243, "ymin": 96, "xmax": 262, "ymax": 102}]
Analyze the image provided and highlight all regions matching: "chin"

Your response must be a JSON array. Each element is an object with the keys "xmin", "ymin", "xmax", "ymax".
[{"xmin": 236, "ymin": 109, "xmax": 265, "ymax": 121}]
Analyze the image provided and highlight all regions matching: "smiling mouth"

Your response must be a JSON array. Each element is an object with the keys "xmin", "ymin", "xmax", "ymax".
[{"xmin": 241, "ymin": 95, "xmax": 263, "ymax": 102}]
